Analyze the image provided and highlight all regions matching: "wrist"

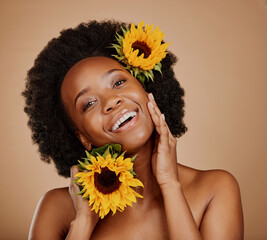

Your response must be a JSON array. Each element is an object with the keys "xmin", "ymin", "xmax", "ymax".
[
  {"xmin": 75, "ymin": 210, "xmax": 92, "ymax": 220},
  {"xmin": 76, "ymin": 210, "xmax": 98, "ymax": 225},
  {"xmin": 159, "ymin": 178, "xmax": 181, "ymax": 192},
  {"xmin": 71, "ymin": 214, "xmax": 90, "ymax": 228},
  {"xmin": 71, "ymin": 211, "xmax": 97, "ymax": 230},
  {"xmin": 67, "ymin": 212, "xmax": 98, "ymax": 240}
]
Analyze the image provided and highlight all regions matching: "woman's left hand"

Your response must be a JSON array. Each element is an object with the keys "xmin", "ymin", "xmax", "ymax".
[{"xmin": 147, "ymin": 93, "xmax": 179, "ymax": 187}]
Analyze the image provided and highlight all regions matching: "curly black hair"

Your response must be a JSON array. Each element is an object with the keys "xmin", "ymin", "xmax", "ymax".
[{"xmin": 22, "ymin": 20, "xmax": 187, "ymax": 178}]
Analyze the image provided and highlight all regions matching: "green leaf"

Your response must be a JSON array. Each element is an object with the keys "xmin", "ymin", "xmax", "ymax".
[
  {"xmin": 121, "ymin": 27, "xmax": 128, "ymax": 36},
  {"xmin": 84, "ymin": 158, "xmax": 90, "ymax": 165},
  {"xmin": 154, "ymin": 63, "xmax": 162, "ymax": 75},
  {"xmin": 115, "ymin": 33, "xmax": 123, "ymax": 45},
  {"xmin": 143, "ymin": 70, "xmax": 150, "ymax": 80},
  {"xmin": 78, "ymin": 160, "xmax": 88, "ymax": 169},
  {"xmin": 78, "ymin": 144, "xmax": 123, "ymax": 168},
  {"xmin": 73, "ymin": 178, "xmax": 79, "ymax": 183},
  {"xmin": 85, "ymin": 151, "xmax": 91, "ymax": 160},
  {"xmin": 91, "ymin": 144, "xmax": 109, "ymax": 157},
  {"xmin": 130, "ymin": 169, "xmax": 136, "ymax": 176},
  {"xmin": 125, "ymin": 65, "xmax": 131, "ymax": 70},
  {"xmin": 84, "ymin": 195, "xmax": 90, "ymax": 200},
  {"xmin": 75, "ymin": 162, "xmax": 85, "ymax": 171},
  {"xmin": 112, "ymin": 54, "xmax": 125, "ymax": 61},
  {"xmin": 74, "ymin": 189, "xmax": 86, "ymax": 196},
  {"xmin": 76, "ymin": 164, "xmax": 84, "ymax": 171},
  {"xmin": 119, "ymin": 150, "xmax": 127, "ymax": 158},
  {"xmin": 137, "ymin": 74, "xmax": 146, "ymax": 86},
  {"xmin": 133, "ymin": 67, "xmax": 139, "ymax": 77},
  {"xmin": 102, "ymin": 145, "xmax": 111, "ymax": 158},
  {"xmin": 90, "ymin": 144, "xmax": 122, "ymax": 158},
  {"xmin": 147, "ymin": 70, "xmax": 154, "ymax": 82},
  {"xmin": 96, "ymin": 152, "xmax": 101, "ymax": 157},
  {"xmin": 147, "ymin": 72, "xmax": 154, "ymax": 82},
  {"xmin": 111, "ymin": 43, "xmax": 121, "ymax": 49},
  {"xmin": 110, "ymin": 143, "xmax": 121, "ymax": 153},
  {"xmin": 131, "ymin": 154, "xmax": 137, "ymax": 162},
  {"xmin": 111, "ymin": 44, "xmax": 123, "ymax": 56}
]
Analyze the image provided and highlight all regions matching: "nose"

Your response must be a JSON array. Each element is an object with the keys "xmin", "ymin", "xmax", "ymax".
[{"xmin": 103, "ymin": 95, "xmax": 122, "ymax": 114}]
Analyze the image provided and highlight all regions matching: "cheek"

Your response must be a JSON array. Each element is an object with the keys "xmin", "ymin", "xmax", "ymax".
[
  {"xmin": 74, "ymin": 112, "xmax": 102, "ymax": 141},
  {"xmin": 119, "ymin": 117, "xmax": 154, "ymax": 153},
  {"xmin": 143, "ymin": 109, "xmax": 155, "ymax": 137},
  {"xmin": 126, "ymin": 86, "xmax": 153, "ymax": 128},
  {"xmin": 80, "ymin": 112, "xmax": 119, "ymax": 148},
  {"xmin": 126, "ymin": 85, "xmax": 148, "ymax": 107},
  {"xmin": 82, "ymin": 113, "xmax": 102, "ymax": 133}
]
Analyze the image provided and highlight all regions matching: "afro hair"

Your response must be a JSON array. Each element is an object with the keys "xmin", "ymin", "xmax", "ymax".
[{"xmin": 22, "ymin": 20, "xmax": 187, "ymax": 177}]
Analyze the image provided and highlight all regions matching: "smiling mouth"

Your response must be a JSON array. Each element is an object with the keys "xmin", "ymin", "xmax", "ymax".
[{"xmin": 111, "ymin": 111, "xmax": 137, "ymax": 132}]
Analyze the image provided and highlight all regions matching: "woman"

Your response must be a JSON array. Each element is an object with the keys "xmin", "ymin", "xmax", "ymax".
[{"xmin": 23, "ymin": 20, "xmax": 243, "ymax": 239}]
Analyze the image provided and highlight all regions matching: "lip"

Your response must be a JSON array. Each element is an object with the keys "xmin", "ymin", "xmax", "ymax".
[{"xmin": 109, "ymin": 108, "xmax": 139, "ymax": 133}]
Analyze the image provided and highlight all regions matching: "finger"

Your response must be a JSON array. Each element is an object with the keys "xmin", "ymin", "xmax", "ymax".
[
  {"xmin": 71, "ymin": 165, "xmax": 79, "ymax": 177},
  {"xmin": 158, "ymin": 116, "xmax": 178, "ymax": 168},
  {"xmin": 148, "ymin": 101, "xmax": 162, "ymax": 134},
  {"xmin": 158, "ymin": 114, "xmax": 170, "ymax": 148},
  {"xmin": 69, "ymin": 166, "xmax": 80, "ymax": 195},
  {"xmin": 153, "ymin": 132, "xmax": 160, "ymax": 154},
  {"xmin": 148, "ymin": 93, "xmax": 173, "ymax": 133},
  {"xmin": 148, "ymin": 93, "xmax": 176, "ymax": 143},
  {"xmin": 148, "ymin": 93, "xmax": 162, "ymax": 117}
]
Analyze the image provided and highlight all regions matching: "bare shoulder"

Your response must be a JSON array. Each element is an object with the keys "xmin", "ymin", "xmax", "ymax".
[
  {"xmin": 178, "ymin": 164, "xmax": 241, "ymax": 197},
  {"xmin": 178, "ymin": 164, "xmax": 244, "ymax": 239},
  {"xmin": 29, "ymin": 187, "xmax": 75, "ymax": 240}
]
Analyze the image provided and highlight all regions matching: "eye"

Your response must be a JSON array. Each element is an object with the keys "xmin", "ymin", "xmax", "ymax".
[
  {"xmin": 83, "ymin": 100, "xmax": 95, "ymax": 112},
  {"xmin": 114, "ymin": 79, "xmax": 126, "ymax": 88}
]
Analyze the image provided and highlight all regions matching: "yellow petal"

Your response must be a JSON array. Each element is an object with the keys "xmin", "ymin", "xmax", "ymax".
[
  {"xmin": 125, "ymin": 189, "xmax": 137, "ymax": 203},
  {"xmin": 133, "ymin": 190, "xmax": 144, "ymax": 198},
  {"xmin": 145, "ymin": 24, "xmax": 153, "ymax": 34},
  {"xmin": 127, "ymin": 178, "xmax": 144, "ymax": 187},
  {"xmin": 111, "ymin": 190, "xmax": 121, "ymax": 205},
  {"xmin": 137, "ymin": 21, "xmax": 144, "ymax": 31},
  {"xmin": 101, "ymin": 195, "xmax": 110, "ymax": 209}
]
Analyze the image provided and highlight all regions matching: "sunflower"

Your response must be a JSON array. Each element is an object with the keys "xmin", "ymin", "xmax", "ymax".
[
  {"xmin": 74, "ymin": 144, "xmax": 144, "ymax": 219},
  {"xmin": 112, "ymin": 21, "xmax": 171, "ymax": 85}
]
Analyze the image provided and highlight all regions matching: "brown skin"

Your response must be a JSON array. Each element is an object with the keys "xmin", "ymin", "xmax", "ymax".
[{"xmin": 29, "ymin": 57, "xmax": 243, "ymax": 239}]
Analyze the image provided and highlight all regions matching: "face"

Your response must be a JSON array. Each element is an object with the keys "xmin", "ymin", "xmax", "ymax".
[{"xmin": 61, "ymin": 57, "xmax": 154, "ymax": 153}]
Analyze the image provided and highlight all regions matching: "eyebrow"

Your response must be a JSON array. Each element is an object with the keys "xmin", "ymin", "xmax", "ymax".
[
  {"xmin": 74, "ymin": 68, "xmax": 124, "ymax": 106},
  {"xmin": 74, "ymin": 87, "xmax": 90, "ymax": 106},
  {"xmin": 101, "ymin": 68, "xmax": 123, "ymax": 79}
]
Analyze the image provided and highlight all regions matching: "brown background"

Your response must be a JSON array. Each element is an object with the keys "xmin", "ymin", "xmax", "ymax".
[{"xmin": 0, "ymin": 0, "xmax": 266, "ymax": 239}]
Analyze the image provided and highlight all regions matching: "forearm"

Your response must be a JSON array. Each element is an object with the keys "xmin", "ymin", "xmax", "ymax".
[
  {"xmin": 161, "ymin": 180, "xmax": 202, "ymax": 240},
  {"xmin": 66, "ymin": 214, "xmax": 96, "ymax": 240}
]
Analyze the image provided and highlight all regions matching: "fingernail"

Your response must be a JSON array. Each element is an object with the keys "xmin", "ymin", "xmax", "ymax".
[
  {"xmin": 148, "ymin": 101, "xmax": 154, "ymax": 108},
  {"xmin": 149, "ymin": 93, "xmax": 154, "ymax": 100},
  {"xmin": 161, "ymin": 114, "xmax": 165, "ymax": 120}
]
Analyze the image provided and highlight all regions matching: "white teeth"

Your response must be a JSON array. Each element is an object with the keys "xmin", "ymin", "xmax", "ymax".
[{"xmin": 111, "ymin": 111, "xmax": 137, "ymax": 131}]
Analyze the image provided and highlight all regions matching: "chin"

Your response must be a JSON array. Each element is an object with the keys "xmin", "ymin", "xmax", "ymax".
[{"xmin": 120, "ymin": 125, "xmax": 154, "ymax": 154}]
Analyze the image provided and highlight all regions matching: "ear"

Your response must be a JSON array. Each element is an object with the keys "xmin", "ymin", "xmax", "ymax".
[{"xmin": 75, "ymin": 131, "xmax": 92, "ymax": 151}]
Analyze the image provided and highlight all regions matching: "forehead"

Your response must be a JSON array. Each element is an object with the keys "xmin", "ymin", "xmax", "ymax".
[
  {"xmin": 61, "ymin": 57, "xmax": 126, "ymax": 98},
  {"xmin": 63, "ymin": 56, "xmax": 124, "ymax": 84}
]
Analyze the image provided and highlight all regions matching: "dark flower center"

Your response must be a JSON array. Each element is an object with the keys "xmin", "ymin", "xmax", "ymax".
[
  {"xmin": 94, "ymin": 167, "xmax": 121, "ymax": 194},
  {"xmin": 132, "ymin": 41, "xmax": 151, "ymax": 58}
]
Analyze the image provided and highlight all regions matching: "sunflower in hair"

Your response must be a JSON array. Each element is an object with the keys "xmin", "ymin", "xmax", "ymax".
[
  {"xmin": 74, "ymin": 144, "xmax": 143, "ymax": 219},
  {"xmin": 112, "ymin": 21, "xmax": 170, "ymax": 85}
]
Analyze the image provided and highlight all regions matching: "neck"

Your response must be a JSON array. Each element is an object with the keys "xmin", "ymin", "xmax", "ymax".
[{"xmin": 126, "ymin": 134, "xmax": 161, "ymax": 202}]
